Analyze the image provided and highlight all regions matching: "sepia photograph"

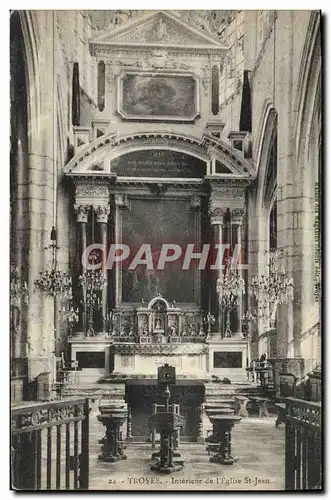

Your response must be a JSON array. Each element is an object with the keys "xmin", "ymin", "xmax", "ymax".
[{"xmin": 9, "ymin": 8, "xmax": 322, "ymax": 492}]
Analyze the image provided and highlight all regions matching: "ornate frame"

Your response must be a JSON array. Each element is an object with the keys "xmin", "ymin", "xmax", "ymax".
[{"xmin": 117, "ymin": 70, "xmax": 200, "ymax": 122}]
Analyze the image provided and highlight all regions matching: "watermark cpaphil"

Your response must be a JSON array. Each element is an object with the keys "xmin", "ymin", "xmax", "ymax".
[{"xmin": 81, "ymin": 243, "xmax": 248, "ymax": 271}]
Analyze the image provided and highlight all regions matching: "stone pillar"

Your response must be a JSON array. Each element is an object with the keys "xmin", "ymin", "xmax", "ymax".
[
  {"xmin": 94, "ymin": 204, "xmax": 110, "ymax": 333},
  {"xmin": 231, "ymin": 208, "xmax": 245, "ymax": 334},
  {"xmin": 114, "ymin": 195, "xmax": 130, "ymax": 308},
  {"xmin": 209, "ymin": 207, "xmax": 227, "ymax": 334},
  {"xmin": 74, "ymin": 204, "xmax": 90, "ymax": 334}
]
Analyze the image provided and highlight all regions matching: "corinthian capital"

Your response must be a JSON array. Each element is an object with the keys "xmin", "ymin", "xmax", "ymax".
[
  {"xmin": 74, "ymin": 204, "xmax": 90, "ymax": 223},
  {"xmin": 209, "ymin": 206, "xmax": 227, "ymax": 226},
  {"xmin": 94, "ymin": 204, "xmax": 110, "ymax": 223},
  {"xmin": 231, "ymin": 208, "xmax": 245, "ymax": 226}
]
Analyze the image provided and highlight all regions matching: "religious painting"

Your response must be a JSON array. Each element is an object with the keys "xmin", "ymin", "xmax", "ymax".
[
  {"xmin": 117, "ymin": 71, "xmax": 199, "ymax": 122},
  {"xmin": 121, "ymin": 198, "xmax": 197, "ymax": 303}
]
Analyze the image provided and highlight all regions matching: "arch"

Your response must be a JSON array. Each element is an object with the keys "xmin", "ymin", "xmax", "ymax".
[
  {"xmin": 294, "ymin": 11, "xmax": 321, "ymax": 162},
  {"xmin": 18, "ymin": 11, "xmax": 41, "ymax": 138},
  {"xmin": 64, "ymin": 131, "xmax": 255, "ymax": 178},
  {"xmin": 147, "ymin": 295, "xmax": 170, "ymax": 310}
]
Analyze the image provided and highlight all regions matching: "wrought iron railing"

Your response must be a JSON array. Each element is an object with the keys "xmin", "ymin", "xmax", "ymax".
[
  {"xmin": 11, "ymin": 398, "xmax": 89, "ymax": 491},
  {"xmin": 285, "ymin": 397, "xmax": 322, "ymax": 490}
]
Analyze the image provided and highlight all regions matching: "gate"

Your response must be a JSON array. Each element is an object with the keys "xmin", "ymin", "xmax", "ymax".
[
  {"xmin": 285, "ymin": 397, "xmax": 322, "ymax": 490},
  {"xmin": 11, "ymin": 398, "xmax": 89, "ymax": 490}
]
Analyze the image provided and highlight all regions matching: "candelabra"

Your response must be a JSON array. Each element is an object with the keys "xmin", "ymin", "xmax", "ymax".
[
  {"xmin": 204, "ymin": 312, "xmax": 216, "ymax": 336},
  {"xmin": 217, "ymin": 266, "xmax": 245, "ymax": 337},
  {"xmin": 246, "ymin": 250, "xmax": 294, "ymax": 326},
  {"xmin": 78, "ymin": 269, "xmax": 107, "ymax": 336}
]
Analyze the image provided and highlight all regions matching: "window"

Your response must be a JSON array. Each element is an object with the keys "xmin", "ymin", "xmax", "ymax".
[
  {"xmin": 97, "ymin": 60, "xmax": 105, "ymax": 112},
  {"xmin": 72, "ymin": 62, "xmax": 80, "ymax": 126},
  {"xmin": 269, "ymin": 201, "xmax": 277, "ymax": 251},
  {"xmin": 211, "ymin": 65, "xmax": 219, "ymax": 116}
]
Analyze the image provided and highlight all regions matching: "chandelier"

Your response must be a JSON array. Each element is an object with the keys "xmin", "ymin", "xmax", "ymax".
[
  {"xmin": 247, "ymin": 249, "xmax": 294, "ymax": 325},
  {"xmin": 217, "ymin": 266, "xmax": 245, "ymax": 337},
  {"xmin": 34, "ymin": 268, "xmax": 73, "ymax": 300},
  {"xmin": 34, "ymin": 228, "xmax": 72, "ymax": 300}
]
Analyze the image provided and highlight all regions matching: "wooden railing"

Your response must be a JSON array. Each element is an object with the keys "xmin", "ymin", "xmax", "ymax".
[
  {"xmin": 285, "ymin": 398, "xmax": 322, "ymax": 490},
  {"xmin": 11, "ymin": 398, "xmax": 89, "ymax": 491}
]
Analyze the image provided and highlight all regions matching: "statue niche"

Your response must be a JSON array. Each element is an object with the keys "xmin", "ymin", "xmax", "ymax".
[{"xmin": 136, "ymin": 295, "xmax": 181, "ymax": 344}]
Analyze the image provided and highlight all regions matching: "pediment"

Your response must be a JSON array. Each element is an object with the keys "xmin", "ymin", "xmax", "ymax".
[{"xmin": 90, "ymin": 11, "xmax": 228, "ymax": 51}]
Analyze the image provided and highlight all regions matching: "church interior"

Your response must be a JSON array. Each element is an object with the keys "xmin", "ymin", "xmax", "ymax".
[{"xmin": 10, "ymin": 10, "xmax": 321, "ymax": 491}]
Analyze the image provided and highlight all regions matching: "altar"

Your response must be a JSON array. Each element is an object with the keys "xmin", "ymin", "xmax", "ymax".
[{"xmin": 63, "ymin": 12, "xmax": 253, "ymax": 386}]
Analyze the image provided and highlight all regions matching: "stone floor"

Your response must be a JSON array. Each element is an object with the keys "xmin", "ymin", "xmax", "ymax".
[{"xmin": 89, "ymin": 413, "xmax": 285, "ymax": 491}]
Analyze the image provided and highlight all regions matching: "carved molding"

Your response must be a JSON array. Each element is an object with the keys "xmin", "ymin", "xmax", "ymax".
[
  {"xmin": 74, "ymin": 204, "xmax": 90, "ymax": 223},
  {"xmin": 110, "ymin": 343, "xmax": 208, "ymax": 355},
  {"xmin": 11, "ymin": 402, "xmax": 86, "ymax": 432},
  {"xmin": 65, "ymin": 131, "xmax": 255, "ymax": 180},
  {"xmin": 148, "ymin": 183, "xmax": 169, "ymax": 196},
  {"xmin": 114, "ymin": 194, "xmax": 130, "ymax": 210},
  {"xmin": 189, "ymin": 195, "xmax": 201, "ymax": 210},
  {"xmin": 75, "ymin": 184, "xmax": 110, "ymax": 199}
]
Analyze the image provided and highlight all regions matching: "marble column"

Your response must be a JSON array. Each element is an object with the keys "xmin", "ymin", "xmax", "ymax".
[
  {"xmin": 94, "ymin": 204, "xmax": 110, "ymax": 333},
  {"xmin": 74, "ymin": 204, "xmax": 90, "ymax": 334},
  {"xmin": 210, "ymin": 207, "xmax": 227, "ymax": 335},
  {"xmin": 231, "ymin": 208, "xmax": 245, "ymax": 334}
]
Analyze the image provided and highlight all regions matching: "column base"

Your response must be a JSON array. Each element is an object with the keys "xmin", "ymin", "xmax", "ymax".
[
  {"xmin": 151, "ymin": 462, "xmax": 183, "ymax": 474},
  {"xmin": 98, "ymin": 453, "xmax": 127, "ymax": 462},
  {"xmin": 206, "ymin": 443, "xmax": 220, "ymax": 455},
  {"xmin": 151, "ymin": 450, "xmax": 181, "ymax": 460},
  {"xmin": 209, "ymin": 453, "xmax": 238, "ymax": 465}
]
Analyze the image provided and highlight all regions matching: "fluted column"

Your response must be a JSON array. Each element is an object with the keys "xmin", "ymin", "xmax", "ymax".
[
  {"xmin": 74, "ymin": 204, "xmax": 90, "ymax": 334},
  {"xmin": 231, "ymin": 208, "xmax": 245, "ymax": 334},
  {"xmin": 95, "ymin": 204, "xmax": 110, "ymax": 333},
  {"xmin": 210, "ymin": 207, "xmax": 227, "ymax": 334}
]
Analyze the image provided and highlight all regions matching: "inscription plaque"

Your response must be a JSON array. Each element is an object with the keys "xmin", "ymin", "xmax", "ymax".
[
  {"xmin": 111, "ymin": 150, "xmax": 206, "ymax": 178},
  {"xmin": 76, "ymin": 351, "xmax": 105, "ymax": 369},
  {"xmin": 213, "ymin": 351, "xmax": 242, "ymax": 369}
]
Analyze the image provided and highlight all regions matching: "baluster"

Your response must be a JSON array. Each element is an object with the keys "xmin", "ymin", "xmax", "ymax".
[
  {"xmin": 65, "ymin": 423, "xmax": 70, "ymax": 489},
  {"xmin": 46, "ymin": 427, "xmax": 52, "ymax": 489},
  {"xmin": 56, "ymin": 425, "xmax": 61, "ymax": 489},
  {"xmin": 285, "ymin": 420, "xmax": 295, "ymax": 490},
  {"xmin": 126, "ymin": 405, "xmax": 132, "ymax": 441},
  {"xmin": 197, "ymin": 404, "xmax": 204, "ymax": 442},
  {"xmin": 302, "ymin": 430, "xmax": 308, "ymax": 490},
  {"xmin": 73, "ymin": 422, "xmax": 78, "ymax": 489},
  {"xmin": 80, "ymin": 399, "xmax": 89, "ymax": 490}
]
